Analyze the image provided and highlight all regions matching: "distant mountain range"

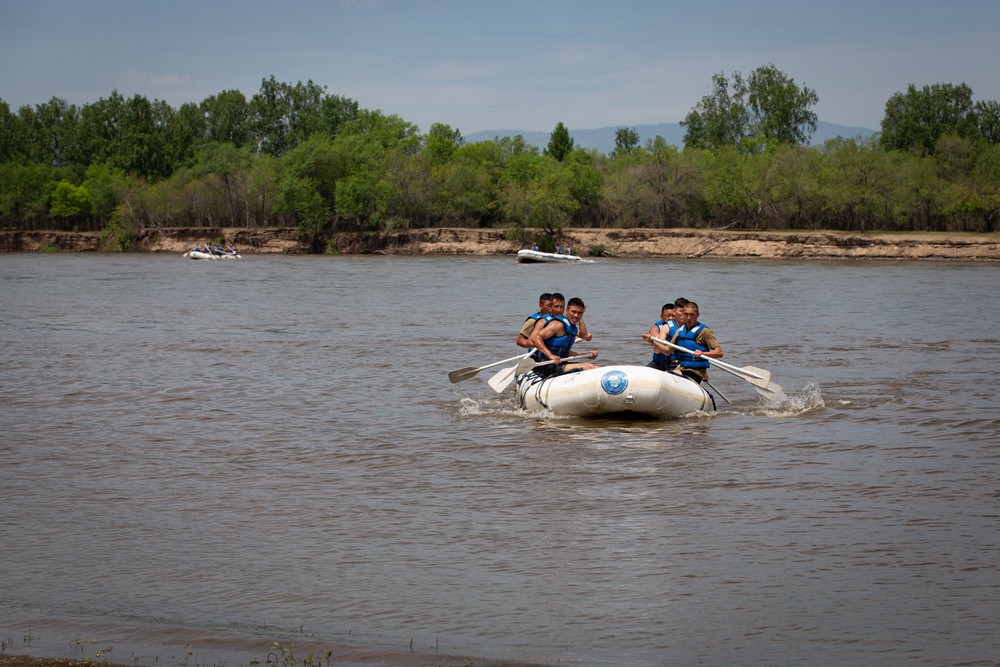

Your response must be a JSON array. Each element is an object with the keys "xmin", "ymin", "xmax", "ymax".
[{"xmin": 464, "ymin": 121, "xmax": 875, "ymax": 154}]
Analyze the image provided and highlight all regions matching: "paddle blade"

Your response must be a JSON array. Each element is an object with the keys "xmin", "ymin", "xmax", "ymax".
[
  {"xmin": 487, "ymin": 366, "xmax": 518, "ymax": 393},
  {"xmin": 752, "ymin": 380, "xmax": 784, "ymax": 397},
  {"xmin": 739, "ymin": 365, "xmax": 772, "ymax": 387},
  {"xmin": 514, "ymin": 356, "xmax": 539, "ymax": 377},
  {"xmin": 448, "ymin": 367, "xmax": 480, "ymax": 383}
]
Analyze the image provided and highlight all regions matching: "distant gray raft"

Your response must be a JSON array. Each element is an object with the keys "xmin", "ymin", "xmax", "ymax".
[{"xmin": 516, "ymin": 249, "xmax": 592, "ymax": 264}]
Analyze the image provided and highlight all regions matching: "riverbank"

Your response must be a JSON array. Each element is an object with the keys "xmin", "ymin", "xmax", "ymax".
[{"xmin": 2, "ymin": 227, "xmax": 999, "ymax": 261}]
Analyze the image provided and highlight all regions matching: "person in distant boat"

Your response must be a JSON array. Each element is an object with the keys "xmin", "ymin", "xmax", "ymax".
[
  {"xmin": 556, "ymin": 245, "xmax": 563, "ymax": 254},
  {"xmin": 529, "ymin": 297, "xmax": 598, "ymax": 378},
  {"xmin": 516, "ymin": 292, "xmax": 553, "ymax": 348},
  {"xmin": 531, "ymin": 244, "xmax": 539, "ymax": 251},
  {"xmin": 642, "ymin": 302, "xmax": 679, "ymax": 371},
  {"xmin": 567, "ymin": 246, "xmax": 573, "ymax": 255},
  {"xmin": 671, "ymin": 301, "xmax": 722, "ymax": 384}
]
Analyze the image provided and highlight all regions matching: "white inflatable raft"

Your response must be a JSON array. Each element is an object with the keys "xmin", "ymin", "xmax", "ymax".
[
  {"xmin": 183, "ymin": 251, "xmax": 241, "ymax": 260},
  {"xmin": 516, "ymin": 249, "xmax": 589, "ymax": 264},
  {"xmin": 516, "ymin": 364, "xmax": 714, "ymax": 418}
]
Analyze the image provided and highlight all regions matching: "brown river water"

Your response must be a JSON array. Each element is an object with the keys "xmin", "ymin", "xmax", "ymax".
[{"xmin": 1, "ymin": 253, "xmax": 998, "ymax": 667}]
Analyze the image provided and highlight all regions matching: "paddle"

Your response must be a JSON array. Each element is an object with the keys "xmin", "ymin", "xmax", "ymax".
[
  {"xmin": 487, "ymin": 364, "xmax": 521, "ymax": 393},
  {"xmin": 647, "ymin": 336, "xmax": 783, "ymax": 396},
  {"xmin": 704, "ymin": 380, "xmax": 732, "ymax": 405},
  {"xmin": 487, "ymin": 339, "xmax": 585, "ymax": 393},
  {"xmin": 488, "ymin": 355, "xmax": 588, "ymax": 392},
  {"xmin": 512, "ymin": 352, "xmax": 594, "ymax": 379},
  {"xmin": 448, "ymin": 351, "xmax": 532, "ymax": 384}
]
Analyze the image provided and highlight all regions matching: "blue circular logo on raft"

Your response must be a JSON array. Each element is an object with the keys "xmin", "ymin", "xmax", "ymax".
[{"xmin": 600, "ymin": 370, "xmax": 629, "ymax": 395}]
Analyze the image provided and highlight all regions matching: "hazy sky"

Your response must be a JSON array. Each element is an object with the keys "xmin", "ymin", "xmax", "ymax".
[{"xmin": 2, "ymin": 0, "xmax": 998, "ymax": 134}]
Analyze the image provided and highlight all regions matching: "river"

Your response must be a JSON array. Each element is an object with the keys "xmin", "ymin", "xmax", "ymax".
[{"xmin": 1, "ymin": 253, "xmax": 997, "ymax": 667}]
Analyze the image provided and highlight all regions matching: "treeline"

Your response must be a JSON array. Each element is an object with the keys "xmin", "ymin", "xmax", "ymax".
[{"xmin": 1, "ymin": 72, "xmax": 998, "ymax": 251}]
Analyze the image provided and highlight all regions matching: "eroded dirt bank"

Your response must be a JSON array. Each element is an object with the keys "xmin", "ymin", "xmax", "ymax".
[{"xmin": 2, "ymin": 227, "xmax": 999, "ymax": 261}]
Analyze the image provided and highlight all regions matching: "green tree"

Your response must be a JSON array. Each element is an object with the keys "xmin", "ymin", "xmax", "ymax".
[
  {"xmin": 49, "ymin": 180, "xmax": 91, "ymax": 221},
  {"xmin": 499, "ymin": 155, "xmax": 577, "ymax": 242},
  {"xmin": 423, "ymin": 122, "xmax": 464, "ymax": 165},
  {"xmin": 0, "ymin": 163, "xmax": 56, "ymax": 228},
  {"xmin": 249, "ymin": 77, "xmax": 329, "ymax": 156},
  {"xmin": 160, "ymin": 99, "xmax": 201, "ymax": 173},
  {"xmin": 334, "ymin": 172, "xmax": 382, "ymax": 228},
  {"xmin": 34, "ymin": 97, "xmax": 82, "ymax": 167},
  {"xmin": 380, "ymin": 150, "xmax": 434, "ymax": 228},
  {"xmin": 201, "ymin": 89, "xmax": 250, "ymax": 146},
  {"xmin": 82, "ymin": 162, "xmax": 125, "ymax": 224},
  {"xmin": 682, "ymin": 64, "xmax": 818, "ymax": 151},
  {"xmin": 247, "ymin": 153, "xmax": 283, "ymax": 227},
  {"xmin": 820, "ymin": 135, "xmax": 905, "ymax": 231},
  {"xmin": 433, "ymin": 140, "xmax": 504, "ymax": 225},
  {"xmin": 601, "ymin": 152, "xmax": 657, "ymax": 228},
  {"xmin": 973, "ymin": 99, "xmax": 1000, "ymax": 145},
  {"xmin": 321, "ymin": 94, "xmax": 361, "ymax": 137},
  {"xmin": 75, "ymin": 93, "xmax": 173, "ymax": 179},
  {"xmin": 564, "ymin": 149, "xmax": 604, "ymax": 225},
  {"xmin": 880, "ymin": 83, "xmax": 978, "ymax": 154},
  {"xmin": 964, "ymin": 141, "xmax": 1000, "ymax": 232},
  {"xmin": 614, "ymin": 127, "xmax": 640, "ymax": 155},
  {"xmin": 342, "ymin": 109, "xmax": 421, "ymax": 154},
  {"xmin": 187, "ymin": 141, "xmax": 254, "ymax": 226},
  {"xmin": 681, "ymin": 72, "xmax": 748, "ymax": 150},
  {"xmin": 544, "ymin": 122, "xmax": 574, "ymax": 162},
  {"xmin": 279, "ymin": 133, "xmax": 346, "ymax": 236},
  {"xmin": 747, "ymin": 64, "xmax": 818, "ymax": 146},
  {"xmin": 116, "ymin": 94, "xmax": 171, "ymax": 179},
  {"xmin": 0, "ymin": 98, "xmax": 17, "ymax": 162},
  {"xmin": 76, "ymin": 91, "xmax": 127, "ymax": 167},
  {"xmin": 494, "ymin": 134, "xmax": 539, "ymax": 163}
]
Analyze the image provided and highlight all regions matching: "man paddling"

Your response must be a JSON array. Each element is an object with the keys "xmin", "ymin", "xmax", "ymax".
[
  {"xmin": 519, "ymin": 292, "xmax": 564, "ymax": 349},
  {"xmin": 644, "ymin": 302, "xmax": 679, "ymax": 371},
  {"xmin": 528, "ymin": 297, "xmax": 598, "ymax": 378},
  {"xmin": 516, "ymin": 292, "xmax": 553, "ymax": 348},
  {"xmin": 671, "ymin": 301, "xmax": 723, "ymax": 384}
]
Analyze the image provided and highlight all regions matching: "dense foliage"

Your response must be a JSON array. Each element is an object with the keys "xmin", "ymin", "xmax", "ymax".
[
  {"xmin": 681, "ymin": 64, "xmax": 819, "ymax": 151},
  {"xmin": 2, "ymin": 71, "xmax": 998, "ymax": 250}
]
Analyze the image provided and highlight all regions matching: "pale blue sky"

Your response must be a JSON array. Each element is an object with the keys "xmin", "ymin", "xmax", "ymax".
[{"xmin": 2, "ymin": 0, "xmax": 998, "ymax": 134}]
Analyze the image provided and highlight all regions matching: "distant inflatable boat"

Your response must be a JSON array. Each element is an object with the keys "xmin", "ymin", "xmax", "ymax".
[
  {"xmin": 183, "ymin": 251, "xmax": 241, "ymax": 260},
  {"xmin": 516, "ymin": 249, "xmax": 591, "ymax": 264},
  {"xmin": 516, "ymin": 364, "xmax": 713, "ymax": 418}
]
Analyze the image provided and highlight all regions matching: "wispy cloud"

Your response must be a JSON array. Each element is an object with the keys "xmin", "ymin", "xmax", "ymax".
[{"xmin": 120, "ymin": 69, "xmax": 194, "ymax": 88}]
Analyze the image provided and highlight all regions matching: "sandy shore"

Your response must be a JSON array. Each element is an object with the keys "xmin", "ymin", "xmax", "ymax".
[{"xmin": 2, "ymin": 227, "xmax": 998, "ymax": 261}]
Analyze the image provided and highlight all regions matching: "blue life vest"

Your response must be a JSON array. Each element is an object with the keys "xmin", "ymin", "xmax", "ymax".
[
  {"xmin": 652, "ymin": 319, "xmax": 678, "ymax": 363},
  {"xmin": 675, "ymin": 322, "xmax": 711, "ymax": 369},
  {"xmin": 529, "ymin": 314, "xmax": 555, "ymax": 359},
  {"xmin": 532, "ymin": 315, "xmax": 578, "ymax": 361}
]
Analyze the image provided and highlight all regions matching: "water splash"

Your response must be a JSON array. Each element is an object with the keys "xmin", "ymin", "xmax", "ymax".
[{"xmin": 743, "ymin": 381, "xmax": 825, "ymax": 417}]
